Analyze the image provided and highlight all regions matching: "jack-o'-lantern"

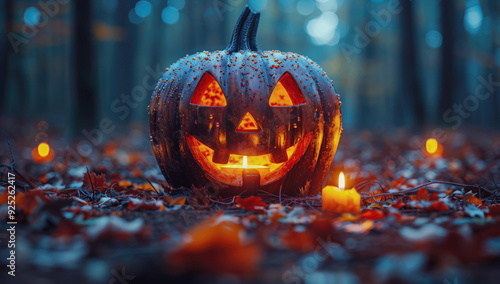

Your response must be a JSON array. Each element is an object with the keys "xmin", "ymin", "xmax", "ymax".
[{"xmin": 149, "ymin": 6, "xmax": 342, "ymax": 196}]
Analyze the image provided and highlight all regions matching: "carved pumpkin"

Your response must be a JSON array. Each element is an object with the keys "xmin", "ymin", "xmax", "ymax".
[{"xmin": 149, "ymin": 6, "xmax": 342, "ymax": 196}]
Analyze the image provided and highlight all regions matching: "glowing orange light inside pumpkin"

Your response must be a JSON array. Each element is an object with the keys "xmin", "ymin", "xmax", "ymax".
[
  {"xmin": 190, "ymin": 72, "xmax": 227, "ymax": 106},
  {"xmin": 243, "ymin": 156, "xmax": 248, "ymax": 168},
  {"xmin": 269, "ymin": 72, "xmax": 305, "ymax": 106},
  {"xmin": 426, "ymin": 138, "xmax": 438, "ymax": 154},
  {"xmin": 339, "ymin": 172, "xmax": 345, "ymax": 191},
  {"xmin": 235, "ymin": 112, "xmax": 261, "ymax": 132},
  {"xmin": 38, "ymin": 142, "xmax": 50, "ymax": 157}
]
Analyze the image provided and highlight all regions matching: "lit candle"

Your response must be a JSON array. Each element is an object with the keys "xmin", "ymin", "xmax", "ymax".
[
  {"xmin": 220, "ymin": 156, "xmax": 270, "ymax": 178},
  {"xmin": 322, "ymin": 172, "xmax": 361, "ymax": 214},
  {"xmin": 221, "ymin": 156, "xmax": 270, "ymax": 193}
]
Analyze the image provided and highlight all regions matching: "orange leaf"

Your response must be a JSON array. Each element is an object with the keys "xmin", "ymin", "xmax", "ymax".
[
  {"xmin": 235, "ymin": 196, "xmax": 267, "ymax": 211},
  {"xmin": 281, "ymin": 230, "xmax": 316, "ymax": 252},
  {"xmin": 83, "ymin": 172, "xmax": 106, "ymax": 189},
  {"xmin": 16, "ymin": 190, "xmax": 50, "ymax": 218},
  {"xmin": 170, "ymin": 196, "xmax": 186, "ymax": 205},
  {"xmin": 464, "ymin": 193, "xmax": 482, "ymax": 206},
  {"xmin": 361, "ymin": 209, "xmax": 385, "ymax": 220},
  {"xmin": 166, "ymin": 215, "xmax": 262, "ymax": 277},
  {"xmin": 426, "ymin": 201, "xmax": 449, "ymax": 212},
  {"xmin": 413, "ymin": 187, "xmax": 430, "ymax": 202}
]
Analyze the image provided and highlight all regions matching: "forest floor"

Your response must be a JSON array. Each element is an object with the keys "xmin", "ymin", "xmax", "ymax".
[{"xmin": 1, "ymin": 124, "xmax": 500, "ymax": 284}]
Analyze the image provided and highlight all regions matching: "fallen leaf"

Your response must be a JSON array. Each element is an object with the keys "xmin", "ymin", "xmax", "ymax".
[
  {"xmin": 236, "ymin": 196, "xmax": 267, "ymax": 211},
  {"xmin": 166, "ymin": 215, "xmax": 262, "ymax": 278},
  {"xmin": 128, "ymin": 198, "xmax": 166, "ymax": 211},
  {"xmin": 361, "ymin": 209, "xmax": 385, "ymax": 220},
  {"xmin": 280, "ymin": 230, "xmax": 316, "ymax": 252},
  {"xmin": 83, "ymin": 172, "xmax": 106, "ymax": 189},
  {"xmin": 464, "ymin": 192, "xmax": 482, "ymax": 206}
]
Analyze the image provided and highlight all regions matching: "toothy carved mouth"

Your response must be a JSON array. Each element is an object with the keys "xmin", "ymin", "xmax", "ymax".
[{"xmin": 186, "ymin": 133, "xmax": 312, "ymax": 187}]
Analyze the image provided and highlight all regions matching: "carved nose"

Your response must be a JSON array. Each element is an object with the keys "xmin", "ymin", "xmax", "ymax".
[{"xmin": 235, "ymin": 112, "xmax": 261, "ymax": 133}]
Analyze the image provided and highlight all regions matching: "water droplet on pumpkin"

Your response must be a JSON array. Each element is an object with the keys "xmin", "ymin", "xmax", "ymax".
[
  {"xmin": 209, "ymin": 114, "xmax": 213, "ymax": 120},
  {"xmin": 297, "ymin": 117, "xmax": 301, "ymax": 122},
  {"xmin": 216, "ymin": 122, "xmax": 220, "ymax": 127},
  {"xmin": 293, "ymin": 123, "xmax": 298, "ymax": 129}
]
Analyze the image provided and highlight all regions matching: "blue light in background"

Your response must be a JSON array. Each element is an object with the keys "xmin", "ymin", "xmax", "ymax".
[
  {"xmin": 249, "ymin": 0, "xmax": 268, "ymax": 11},
  {"xmin": 129, "ymin": 9, "xmax": 144, "ymax": 24},
  {"xmin": 24, "ymin": 6, "xmax": 41, "ymax": 27},
  {"xmin": 306, "ymin": 12, "xmax": 339, "ymax": 45},
  {"xmin": 168, "ymin": 0, "xmax": 185, "ymax": 10},
  {"xmin": 297, "ymin": 0, "xmax": 315, "ymax": 16},
  {"xmin": 316, "ymin": 0, "xmax": 340, "ymax": 12},
  {"xmin": 425, "ymin": 30, "xmax": 443, "ymax": 49},
  {"xmin": 102, "ymin": 0, "xmax": 118, "ymax": 13},
  {"xmin": 162, "ymin": 6, "xmax": 179, "ymax": 25},
  {"xmin": 135, "ymin": 1, "xmax": 152, "ymax": 18},
  {"xmin": 464, "ymin": 4, "xmax": 483, "ymax": 34},
  {"xmin": 278, "ymin": 0, "xmax": 295, "ymax": 13}
]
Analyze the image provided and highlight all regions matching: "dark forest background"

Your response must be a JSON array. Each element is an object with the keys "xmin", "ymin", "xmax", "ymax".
[{"xmin": 1, "ymin": 0, "xmax": 499, "ymax": 138}]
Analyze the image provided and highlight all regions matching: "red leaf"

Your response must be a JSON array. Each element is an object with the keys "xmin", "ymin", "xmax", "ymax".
[
  {"xmin": 235, "ymin": 196, "xmax": 267, "ymax": 211},
  {"xmin": 413, "ymin": 187, "xmax": 430, "ymax": 202},
  {"xmin": 83, "ymin": 172, "xmax": 106, "ymax": 189},
  {"xmin": 426, "ymin": 201, "xmax": 449, "ymax": 212},
  {"xmin": 361, "ymin": 209, "xmax": 385, "ymax": 220}
]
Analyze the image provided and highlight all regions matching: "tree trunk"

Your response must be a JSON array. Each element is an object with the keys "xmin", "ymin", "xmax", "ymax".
[
  {"xmin": 438, "ymin": 0, "xmax": 454, "ymax": 120},
  {"xmin": 74, "ymin": 1, "xmax": 97, "ymax": 131},
  {"xmin": 0, "ymin": 0, "xmax": 14, "ymax": 112},
  {"xmin": 400, "ymin": 0, "xmax": 425, "ymax": 128}
]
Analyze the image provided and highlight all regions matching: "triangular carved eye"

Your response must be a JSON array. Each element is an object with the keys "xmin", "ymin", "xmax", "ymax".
[
  {"xmin": 190, "ymin": 72, "xmax": 227, "ymax": 106},
  {"xmin": 269, "ymin": 72, "xmax": 305, "ymax": 106}
]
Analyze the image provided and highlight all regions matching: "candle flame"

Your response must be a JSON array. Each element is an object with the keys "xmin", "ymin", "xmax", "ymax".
[
  {"xmin": 38, "ymin": 142, "xmax": 50, "ymax": 157},
  {"xmin": 339, "ymin": 172, "xmax": 345, "ymax": 191},
  {"xmin": 243, "ymin": 156, "xmax": 248, "ymax": 168},
  {"xmin": 426, "ymin": 138, "xmax": 438, "ymax": 154}
]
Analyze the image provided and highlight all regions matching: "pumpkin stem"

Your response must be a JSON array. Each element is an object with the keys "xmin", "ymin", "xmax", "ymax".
[{"xmin": 225, "ymin": 5, "xmax": 260, "ymax": 53}]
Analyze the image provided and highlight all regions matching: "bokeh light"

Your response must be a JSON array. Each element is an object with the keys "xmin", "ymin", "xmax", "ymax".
[
  {"xmin": 425, "ymin": 30, "xmax": 443, "ymax": 49},
  {"xmin": 162, "ymin": 6, "xmax": 180, "ymax": 25},
  {"xmin": 297, "ymin": 0, "xmax": 316, "ymax": 16},
  {"xmin": 425, "ymin": 138, "xmax": 438, "ymax": 154},
  {"xmin": 102, "ymin": 0, "xmax": 118, "ymax": 13},
  {"xmin": 129, "ymin": 9, "xmax": 144, "ymax": 24},
  {"xmin": 316, "ymin": 0, "xmax": 340, "ymax": 12},
  {"xmin": 306, "ymin": 12, "xmax": 339, "ymax": 45},
  {"xmin": 464, "ymin": 2, "xmax": 483, "ymax": 34},
  {"xmin": 168, "ymin": 0, "xmax": 185, "ymax": 10},
  {"xmin": 24, "ymin": 6, "xmax": 41, "ymax": 27},
  {"xmin": 249, "ymin": 0, "xmax": 268, "ymax": 12},
  {"xmin": 135, "ymin": 0, "xmax": 152, "ymax": 18},
  {"xmin": 38, "ymin": 142, "xmax": 50, "ymax": 157}
]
